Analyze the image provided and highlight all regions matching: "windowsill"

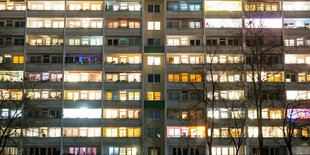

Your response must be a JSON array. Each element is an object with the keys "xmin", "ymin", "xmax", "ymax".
[
  {"xmin": 106, "ymin": 28, "xmax": 140, "ymax": 29},
  {"xmin": 27, "ymin": 45, "xmax": 63, "ymax": 46},
  {"xmin": 106, "ymin": 10, "xmax": 141, "ymax": 12},
  {"xmin": 105, "ymin": 63, "xmax": 141, "ymax": 65},
  {"xmin": 105, "ymin": 81, "xmax": 141, "ymax": 83}
]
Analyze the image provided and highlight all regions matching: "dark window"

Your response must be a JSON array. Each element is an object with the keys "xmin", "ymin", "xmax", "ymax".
[
  {"xmin": 21, "ymin": 21, "xmax": 25, "ymax": 27},
  {"xmin": 175, "ymin": 92, "xmax": 180, "ymax": 100},
  {"xmin": 155, "ymin": 5, "xmax": 160, "ymax": 12},
  {"xmin": 147, "ymin": 128, "xmax": 160, "ymax": 137},
  {"xmin": 148, "ymin": 110, "xmax": 160, "ymax": 119},
  {"xmin": 219, "ymin": 38, "xmax": 226, "ymax": 45},
  {"xmin": 206, "ymin": 40, "xmax": 212, "ymax": 45},
  {"xmin": 5, "ymin": 38, "xmax": 12, "ymax": 45},
  {"xmin": 148, "ymin": 5, "xmax": 153, "ymax": 12},
  {"xmin": 14, "ymin": 39, "xmax": 24, "ymax": 45},
  {"xmin": 107, "ymin": 39, "xmax": 112, "ymax": 45},
  {"xmin": 6, "ymin": 21, "xmax": 12, "ymax": 27},
  {"xmin": 15, "ymin": 21, "xmax": 25, "ymax": 28},
  {"xmin": 155, "ymin": 110, "xmax": 160, "ymax": 118},
  {"xmin": 182, "ymin": 91, "xmax": 188, "ymax": 100},
  {"xmin": 234, "ymin": 39, "xmax": 239, "ymax": 46},
  {"xmin": 190, "ymin": 40, "xmax": 195, "ymax": 46},
  {"xmin": 0, "ymin": 38, "xmax": 3, "ymax": 45},
  {"xmin": 113, "ymin": 39, "xmax": 118, "ymax": 45},
  {"xmin": 206, "ymin": 39, "xmax": 217, "ymax": 46},
  {"xmin": 43, "ymin": 55, "xmax": 49, "ymax": 63},
  {"xmin": 134, "ymin": 39, "xmax": 140, "ymax": 46},
  {"xmin": 147, "ymin": 39, "xmax": 154, "ymax": 46},
  {"xmin": 15, "ymin": 21, "xmax": 20, "ymax": 27},
  {"xmin": 0, "ymin": 21, "xmax": 4, "ymax": 27},
  {"xmin": 155, "ymin": 74, "xmax": 160, "ymax": 82},
  {"xmin": 196, "ymin": 40, "xmax": 200, "ymax": 46},
  {"xmin": 14, "ymin": 39, "xmax": 20, "ymax": 45},
  {"xmin": 148, "ymin": 74, "xmax": 154, "ymax": 82},
  {"xmin": 154, "ymin": 39, "xmax": 160, "ymax": 45},
  {"xmin": 129, "ymin": 39, "xmax": 134, "ymax": 45},
  {"xmin": 147, "ymin": 110, "xmax": 154, "ymax": 119},
  {"xmin": 168, "ymin": 92, "xmax": 174, "ymax": 100}
]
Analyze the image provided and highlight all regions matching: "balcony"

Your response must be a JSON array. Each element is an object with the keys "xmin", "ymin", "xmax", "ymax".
[
  {"xmin": 102, "ymin": 119, "xmax": 141, "ymax": 126},
  {"xmin": 104, "ymin": 82, "xmax": 141, "ymax": 89},
  {"xmin": 205, "ymin": 28, "xmax": 242, "ymax": 36},
  {"xmin": 64, "ymin": 82, "xmax": 102, "ymax": 90},
  {"xmin": 63, "ymin": 119, "xmax": 101, "ymax": 127},
  {"xmin": 1, "ymin": 64, "xmax": 23, "ymax": 70},
  {"xmin": 66, "ymin": 10, "xmax": 103, "ymax": 18},
  {"xmin": 27, "ymin": 28, "xmax": 64, "ymax": 35},
  {"xmin": 166, "ymin": 64, "xmax": 202, "ymax": 72},
  {"xmin": 144, "ymin": 101, "xmax": 164, "ymax": 109},
  {"xmin": 285, "ymin": 64, "xmax": 310, "ymax": 72},
  {"xmin": 102, "ymin": 137, "xmax": 141, "ymax": 144},
  {"xmin": 205, "ymin": 11, "xmax": 242, "ymax": 18},
  {"xmin": 144, "ymin": 46, "xmax": 164, "ymax": 53},
  {"xmin": 27, "ymin": 118, "xmax": 61, "ymax": 127},
  {"xmin": 167, "ymin": 119, "xmax": 204, "ymax": 126},
  {"xmin": 0, "ymin": 46, "xmax": 24, "ymax": 53},
  {"xmin": 66, "ymin": 28, "xmax": 103, "ymax": 36},
  {"xmin": 167, "ymin": 11, "xmax": 203, "ymax": 18},
  {"xmin": 63, "ymin": 137, "xmax": 100, "ymax": 146},
  {"xmin": 105, "ymin": 46, "xmax": 141, "ymax": 53},
  {"xmin": 104, "ymin": 64, "xmax": 141, "ymax": 72},
  {"xmin": 105, "ymin": 11, "xmax": 141, "ymax": 18},
  {"xmin": 64, "ymin": 100, "xmax": 102, "ymax": 108},
  {"xmin": 29, "ymin": 81, "xmax": 62, "ymax": 89},
  {"xmin": 286, "ymin": 82, "xmax": 310, "ymax": 90},
  {"xmin": 0, "ymin": 10, "xmax": 25, "ymax": 18},
  {"xmin": 244, "ymin": 11, "xmax": 282, "ymax": 18},
  {"xmin": 27, "ymin": 10, "xmax": 64, "ymax": 17},
  {"xmin": 283, "ymin": 11, "xmax": 310, "ymax": 18},
  {"xmin": 166, "ymin": 46, "xmax": 203, "ymax": 53},
  {"xmin": 105, "ymin": 28, "xmax": 141, "ymax": 36},
  {"xmin": 23, "ymin": 137, "xmax": 61, "ymax": 145},
  {"xmin": 0, "ymin": 27, "xmax": 24, "ymax": 36},
  {"xmin": 65, "ymin": 46, "xmax": 102, "ymax": 53},
  {"xmin": 0, "ymin": 82, "xmax": 23, "ymax": 89},
  {"xmin": 166, "ymin": 28, "xmax": 203, "ymax": 35},
  {"xmin": 167, "ymin": 82, "xmax": 202, "ymax": 90},
  {"xmin": 284, "ymin": 29, "xmax": 310, "ymax": 37},
  {"xmin": 26, "ymin": 45, "xmax": 63, "ymax": 53},
  {"xmin": 103, "ymin": 100, "xmax": 141, "ymax": 108},
  {"xmin": 26, "ymin": 63, "xmax": 62, "ymax": 71},
  {"xmin": 284, "ymin": 46, "xmax": 310, "ymax": 54},
  {"xmin": 28, "ymin": 100, "xmax": 62, "ymax": 107},
  {"xmin": 65, "ymin": 63, "xmax": 102, "ymax": 71}
]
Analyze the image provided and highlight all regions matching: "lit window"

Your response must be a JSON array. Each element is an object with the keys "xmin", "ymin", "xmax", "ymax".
[
  {"xmin": 147, "ymin": 21, "xmax": 160, "ymax": 30},
  {"xmin": 181, "ymin": 73, "xmax": 188, "ymax": 82},
  {"xmin": 205, "ymin": 1, "xmax": 241, "ymax": 11},
  {"xmin": 147, "ymin": 56, "xmax": 160, "ymax": 65},
  {"xmin": 12, "ymin": 56, "xmax": 24, "ymax": 64}
]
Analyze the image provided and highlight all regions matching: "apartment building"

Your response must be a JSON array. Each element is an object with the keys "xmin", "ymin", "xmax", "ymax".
[{"xmin": 0, "ymin": 0, "xmax": 310, "ymax": 154}]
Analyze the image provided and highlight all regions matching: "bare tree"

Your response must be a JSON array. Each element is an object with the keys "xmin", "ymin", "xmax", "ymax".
[
  {"xmin": 0, "ymin": 58, "xmax": 40, "ymax": 154},
  {"xmin": 227, "ymin": 99, "xmax": 247, "ymax": 155},
  {"xmin": 188, "ymin": 46, "xmax": 232, "ymax": 155},
  {"xmin": 241, "ymin": 12, "xmax": 284, "ymax": 154},
  {"xmin": 281, "ymin": 99, "xmax": 307, "ymax": 155}
]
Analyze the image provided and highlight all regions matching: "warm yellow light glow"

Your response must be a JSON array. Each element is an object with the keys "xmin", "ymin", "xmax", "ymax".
[{"xmin": 205, "ymin": 1, "xmax": 241, "ymax": 11}]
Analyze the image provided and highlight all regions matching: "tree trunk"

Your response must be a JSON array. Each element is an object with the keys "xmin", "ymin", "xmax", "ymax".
[
  {"xmin": 208, "ymin": 143, "xmax": 212, "ymax": 155},
  {"xmin": 287, "ymin": 143, "xmax": 293, "ymax": 155},
  {"xmin": 236, "ymin": 148, "xmax": 239, "ymax": 155},
  {"xmin": 258, "ymin": 126, "xmax": 264, "ymax": 155}
]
